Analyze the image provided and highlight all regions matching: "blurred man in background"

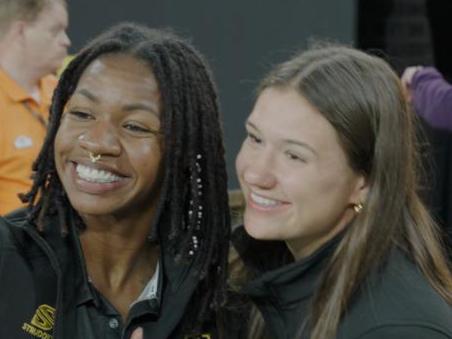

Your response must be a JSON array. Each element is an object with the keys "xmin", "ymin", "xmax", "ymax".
[{"xmin": 0, "ymin": 0, "xmax": 70, "ymax": 214}]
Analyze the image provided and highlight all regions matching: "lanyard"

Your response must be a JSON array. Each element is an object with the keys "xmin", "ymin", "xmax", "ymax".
[{"xmin": 23, "ymin": 101, "xmax": 47, "ymax": 128}]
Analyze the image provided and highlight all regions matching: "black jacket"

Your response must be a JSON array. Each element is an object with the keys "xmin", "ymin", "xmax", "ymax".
[
  {"xmin": 232, "ymin": 226, "xmax": 452, "ymax": 339},
  {"xmin": 0, "ymin": 210, "xmax": 214, "ymax": 339}
]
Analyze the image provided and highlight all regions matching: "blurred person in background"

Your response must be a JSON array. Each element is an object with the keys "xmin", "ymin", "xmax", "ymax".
[
  {"xmin": 402, "ymin": 66, "xmax": 452, "ymax": 131},
  {"xmin": 0, "ymin": 0, "xmax": 70, "ymax": 215}
]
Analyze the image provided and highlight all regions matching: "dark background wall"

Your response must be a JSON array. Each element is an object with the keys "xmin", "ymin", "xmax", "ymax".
[
  {"xmin": 357, "ymin": 0, "xmax": 452, "ymax": 252},
  {"xmin": 67, "ymin": 0, "xmax": 355, "ymax": 188}
]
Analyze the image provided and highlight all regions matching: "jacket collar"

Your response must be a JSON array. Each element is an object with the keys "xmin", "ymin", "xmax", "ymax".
[{"xmin": 234, "ymin": 226, "xmax": 342, "ymax": 305}]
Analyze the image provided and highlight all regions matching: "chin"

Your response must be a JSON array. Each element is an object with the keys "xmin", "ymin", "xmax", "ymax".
[
  {"xmin": 68, "ymin": 198, "xmax": 112, "ymax": 217},
  {"xmin": 71, "ymin": 205, "xmax": 104, "ymax": 217},
  {"xmin": 243, "ymin": 220, "xmax": 278, "ymax": 241}
]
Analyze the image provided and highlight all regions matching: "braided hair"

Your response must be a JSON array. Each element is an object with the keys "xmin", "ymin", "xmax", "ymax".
[{"xmin": 21, "ymin": 22, "xmax": 231, "ymax": 333}]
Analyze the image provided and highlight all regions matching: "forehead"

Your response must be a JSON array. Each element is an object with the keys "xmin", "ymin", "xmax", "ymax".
[
  {"xmin": 251, "ymin": 87, "xmax": 344, "ymax": 150},
  {"xmin": 77, "ymin": 54, "xmax": 159, "ymax": 94},
  {"xmin": 251, "ymin": 87, "xmax": 324, "ymax": 128}
]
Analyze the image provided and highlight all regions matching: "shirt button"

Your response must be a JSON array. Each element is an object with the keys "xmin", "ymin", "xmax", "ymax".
[{"xmin": 108, "ymin": 318, "xmax": 119, "ymax": 329}]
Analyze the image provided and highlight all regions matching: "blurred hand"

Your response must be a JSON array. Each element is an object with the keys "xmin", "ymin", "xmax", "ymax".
[
  {"xmin": 130, "ymin": 327, "xmax": 143, "ymax": 339},
  {"xmin": 401, "ymin": 66, "xmax": 423, "ymax": 86},
  {"xmin": 401, "ymin": 66, "xmax": 423, "ymax": 102}
]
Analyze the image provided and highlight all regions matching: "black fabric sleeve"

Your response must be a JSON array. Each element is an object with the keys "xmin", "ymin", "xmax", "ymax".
[{"xmin": 356, "ymin": 325, "xmax": 452, "ymax": 339}]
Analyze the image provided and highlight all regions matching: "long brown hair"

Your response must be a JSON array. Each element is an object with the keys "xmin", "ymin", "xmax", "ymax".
[{"xmin": 259, "ymin": 44, "xmax": 452, "ymax": 339}]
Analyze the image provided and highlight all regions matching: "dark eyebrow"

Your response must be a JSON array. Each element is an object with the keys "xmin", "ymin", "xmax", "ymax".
[{"xmin": 246, "ymin": 120, "xmax": 318, "ymax": 156}]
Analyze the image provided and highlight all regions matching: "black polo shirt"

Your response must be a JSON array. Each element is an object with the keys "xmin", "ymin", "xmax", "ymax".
[
  {"xmin": 68, "ymin": 229, "xmax": 163, "ymax": 339},
  {"xmin": 0, "ymin": 210, "xmax": 217, "ymax": 338}
]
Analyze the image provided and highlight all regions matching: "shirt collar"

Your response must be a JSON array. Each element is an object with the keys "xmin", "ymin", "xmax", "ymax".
[
  {"xmin": 71, "ymin": 227, "xmax": 163, "ymax": 314},
  {"xmin": 130, "ymin": 261, "xmax": 161, "ymax": 309},
  {"xmin": 0, "ymin": 67, "xmax": 56, "ymax": 106},
  {"xmin": 0, "ymin": 67, "xmax": 30, "ymax": 102}
]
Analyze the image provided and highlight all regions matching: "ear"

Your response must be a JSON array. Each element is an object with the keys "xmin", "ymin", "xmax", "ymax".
[
  {"xmin": 350, "ymin": 174, "xmax": 369, "ymax": 205},
  {"xmin": 4, "ymin": 20, "xmax": 27, "ymax": 43}
]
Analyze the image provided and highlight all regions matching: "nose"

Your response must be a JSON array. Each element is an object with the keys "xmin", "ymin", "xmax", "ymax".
[
  {"xmin": 61, "ymin": 31, "xmax": 71, "ymax": 49},
  {"xmin": 240, "ymin": 151, "xmax": 277, "ymax": 189},
  {"xmin": 78, "ymin": 120, "xmax": 121, "ymax": 158}
]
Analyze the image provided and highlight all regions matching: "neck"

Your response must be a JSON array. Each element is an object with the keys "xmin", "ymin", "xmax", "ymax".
[
  {"xmin": 286, "ymin": 209, "xmax": 355, "ymax": 260},
  {"xmin": 0, "ymin": 54, "xmax": 42, "ymax": 100},
  {"xmin": 80, "ymin": 214, "xmax": 159, "ymax": 291}
]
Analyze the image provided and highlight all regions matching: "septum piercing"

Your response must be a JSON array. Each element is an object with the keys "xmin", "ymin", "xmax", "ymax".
[
  {"xmin": 79, "ymin": 135, "xmax": 101, "ymax": 163},
  {"xmin": 89, "ymin": 152, "xmax": 101, "ymax": 163}
]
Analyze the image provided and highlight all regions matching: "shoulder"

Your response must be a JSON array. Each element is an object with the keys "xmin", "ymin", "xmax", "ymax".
[
  {"xmin": 0, "ymin": 208, "xmax": 32, "ymax": 246},
  {"xmin": 339, "ymin": 249, "xmax": 452, "ymax": 338},
  {"xmin": 351, "ymin": 324, "xmax": 452, "ymax": 339},
  {"xmin": 0, "ymin": 213, "xmax": 26, "ymax": 263},
  {"xmin": 0, "ymin": 216, "xmax": 12, "ymax": 244},
  {"xmin": 412, "ymin": 67, "xmax": 444, "ymax": 84}
]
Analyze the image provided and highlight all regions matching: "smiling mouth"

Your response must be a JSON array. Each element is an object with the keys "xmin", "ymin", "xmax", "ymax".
[
  {"xmin": 75, "ymin": 163, "xmax": 123, "ymax": 184},
  {"xmin": 249, "ymin": 192, "xmax": 286, "ymax": 208}
]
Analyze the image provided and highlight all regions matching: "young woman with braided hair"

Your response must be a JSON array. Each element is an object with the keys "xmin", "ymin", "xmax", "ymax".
[
  {"xmin": 0, "ymin": 22, "xmax": 230, "ymax": 339},
  {"xmin": 231, "ymin": 44, "xmax": 452, "ymax": 339}
]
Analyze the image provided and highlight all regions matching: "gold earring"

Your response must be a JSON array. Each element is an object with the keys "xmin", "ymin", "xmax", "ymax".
[
  {"xmin": 88, "ymin": 152, "xmax": 101, "ymax": 163},
  {"xmin": 353, "ymin": 202, "xmax": 364, "ymax": 214}
]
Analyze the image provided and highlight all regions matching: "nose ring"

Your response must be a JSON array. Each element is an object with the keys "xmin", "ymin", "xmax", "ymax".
[{"xmin": 89, "ymin": 152, "xmax": 101, "ymax": 163}]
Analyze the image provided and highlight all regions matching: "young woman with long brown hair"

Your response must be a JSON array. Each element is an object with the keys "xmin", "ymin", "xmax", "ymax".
[{"xmin": 232, "ymin": 44, "xmax": 452, "ymax": 339}]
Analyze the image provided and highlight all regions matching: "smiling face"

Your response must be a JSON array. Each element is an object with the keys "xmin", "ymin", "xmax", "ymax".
[
  {"xmin": 54, "ymin": 53, "xmax": 164, "ymax": 220},
  {"xmin": 236, "ymin": 87, "xmax": 368, "ymax": 259}
]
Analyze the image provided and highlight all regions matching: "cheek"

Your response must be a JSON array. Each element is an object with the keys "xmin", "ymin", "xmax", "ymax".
[
  {"xmin": 235, "ymin": 145, "xmax": 248, "ymax": 178},
  {"xmin": 53, "ymin": 131, "xmax": 69, "ymax": 182},
  {"xmin": 54, "ymin": 124, "xmax": 78, "ymax": 165},
  {"xmin": 132, "ymin": 143, "xmax": 163, "ymax": 178},
  {"xmin": 53, "ymin": 129, "xmax": 65, "ymax": 164},
  {"xmin": 281, "ymin": 165, "xmax": 331, "ymax": 201},
  {"xmin": 302, "ymin": 168, "xmax": 356, "ymax": 210}
]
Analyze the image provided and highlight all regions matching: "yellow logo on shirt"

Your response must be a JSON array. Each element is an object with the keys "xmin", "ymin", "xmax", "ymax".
[{"xmin": 22, "ymin": 304, "xmax": 55, "ymax": 339}]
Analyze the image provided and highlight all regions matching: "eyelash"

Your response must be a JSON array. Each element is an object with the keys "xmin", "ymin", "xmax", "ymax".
[
  {"xmin": 247, "ymin": 131, "xmax": 262, "ymax": 144},
  {"xmin": 245, "ymin": 127, "xmax": 309, "ymax": 165},
  {"xmin": 68, "ymin": 111, "xmax": 159, "ymax": 135},
  {"xmin": 69, "ymin": 111, "xmax": 93, "ymax": 120},
  {"xmin": 122, "ymin": 123, "xmax": 152, "ymax": 133},
  {"xmin": 285, "ymin": 151, "xmax": 306, "ymax": 163}
]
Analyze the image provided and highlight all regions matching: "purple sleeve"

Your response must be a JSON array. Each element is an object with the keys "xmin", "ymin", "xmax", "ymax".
[{"xmin": 411, "ymin": 66, "xmax": 452, "ymax": 131}]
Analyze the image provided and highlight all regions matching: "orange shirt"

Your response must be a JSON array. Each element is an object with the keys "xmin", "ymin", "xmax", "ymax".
[{"xmin": 0, "ymin": 68, "xmax": 57, "ymax": 215}]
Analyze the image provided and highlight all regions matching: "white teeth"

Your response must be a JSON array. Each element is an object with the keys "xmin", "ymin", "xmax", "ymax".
[
  {"xmin": 76, "ymin": 163, "xmax": 121, "ymax": 183},
  {"xmin": 250, "ymin": 192, "xmax": 280, "ymax": 207}
]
